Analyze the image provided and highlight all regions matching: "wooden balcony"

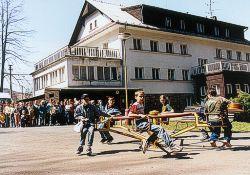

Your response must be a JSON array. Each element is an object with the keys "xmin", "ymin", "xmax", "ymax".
[
  {"xmin": 35, "ymin": 46, "xmax": 120, "ymax": 71},
  {"xmin": 191, "ymin": 61, "xmax": 250, "ymax": 76}
]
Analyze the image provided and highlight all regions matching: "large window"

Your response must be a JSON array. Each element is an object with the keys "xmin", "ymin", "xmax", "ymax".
[
  {"xmin": 244, "ymin": 84, "xmax": 249, "ymax": 93},
  {"xmin": 182, "ymin": 70, "xmax": 189, "ymax": 81},
  {"xmin": 111, "ymin": 67, "xmax": 117, "ymax": 80},
  {"xmin": 180, "ymin": 44, "xmax": 188, "ymax": 55},
  {"xmin": 88, "ymin": 66, "xmax": 94, "ymax": 80},
  {"xmin": 104, "ymin": 67, "xmax": 110, "ymax": 80},
  {"xmin": 200, "ymin": 86, "xmax": 207, "ymax": 96},
  {"xmin": 135, "ymin": 67, "xmax": 144, "ymax": 79},
  {"xmin": 214, "ymin": 26, "xmax": 220, "ymax": 36},
  {"xmin": 226, "ymin": 84, "xmax": 232, "ymax": 94},
  {"xmin": 198, "ymin": 58, "xmax": 208, "ymax": 66},
  {"xmin": 72, "ymin": 66, "xmax": 79, "ymax": 80},
  {"xmin": 216, "ymin": 49, "xmax": 222, "ymax": 58},
  {"xmin": 196, "ymin": 23, "xmax": 205, "ymax": 33},
  {"xmin": 168, "ymin": 69, "xmax": 175, "ymax": 80},
  {"xmin": 166, "ymin": 43, "xmax": 173, "ymax": 53},
  {"xmin": 152, "ymin": 68, "xmax": 160, "ymax": 80},
  {"xmin": 225, "ymin": 28, "xmax": 230, "ymax": 38},
  {"xmin": 236, "ymin": 51, "xmax": 242, "ymax": 61},
  {"xmin": 227, "ymin": 50, "xmax": 232, "ymax": 60},
  {"xmin": 246, "ymin": 53, "xmax": 250, "ymax": 62},
  {"xmin": 80, "ymin": 66, "xmax": 87, "ymax": 80},
  {"xmin": 133, "ymin": 38, "xmax": 142, "ymax": 50},
  {"xmin": 150, "ymin": 40, "xmax": 158, "ymax": 52},
  {"xmin": 97, "ymin": 67, "xmax": 104, "ymax": 80},
  {"xmin": 235, "ymin": 84, "xmax": 241, "ymax": 91},
  {"xmin": 211, "ymin": 84, "xmax": 220, "ymax": 95},
  {"xmin": 180, "ymin": 20, "xmax": 185, "ymax": 30},
  {"xmin": 165, "ymin": 17, "xmax": 171, "ymax": 28}
]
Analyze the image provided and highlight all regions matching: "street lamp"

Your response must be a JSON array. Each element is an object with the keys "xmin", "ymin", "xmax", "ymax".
[{"xmin": 118, "ymin": 32, "xmax": 131, "ymax": 113}]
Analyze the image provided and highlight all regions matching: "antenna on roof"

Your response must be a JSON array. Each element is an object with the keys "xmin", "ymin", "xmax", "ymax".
[
  {"xmin": 206, "ymin": 0, "xmax": 215, "ymax": 18},
  {"xmin": 92, "ymin": 0, "xmax": 122, "ymax": 7}
]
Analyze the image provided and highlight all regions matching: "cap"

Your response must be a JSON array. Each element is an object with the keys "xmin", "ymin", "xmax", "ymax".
[{"xmin": 81, "ymin": 94, "xmax": 89, "ymax": 99}]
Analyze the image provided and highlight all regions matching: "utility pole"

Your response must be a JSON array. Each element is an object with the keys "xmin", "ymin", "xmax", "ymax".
[{"xmin": 9, "ymin": 65, "xmax": 13, "ymax": 99}]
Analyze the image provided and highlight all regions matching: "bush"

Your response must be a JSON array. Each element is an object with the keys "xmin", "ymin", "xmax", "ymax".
[{"xmin": 231, "ymin": 91, "xmax": 250, "ymax": 112}]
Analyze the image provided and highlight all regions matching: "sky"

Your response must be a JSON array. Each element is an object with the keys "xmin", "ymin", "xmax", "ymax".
[{"xmin": 7, "ymin": 0, "xmax": 250, "ymax": 92}]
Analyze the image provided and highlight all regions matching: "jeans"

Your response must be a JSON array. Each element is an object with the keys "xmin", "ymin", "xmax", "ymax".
[
  {"xmin": 137, "ymin": 122, "xmax": 173, "ymax": 147},
  {"xmin": 38, "ymin": 114, "xmax": 45, "ymax": 126},
  {"xmin": 80, "ymin": 123, "xmax": 95, "ymax": 147},
  {"xmin": 209, "ymin": 118, "xmax": 232, "ymax": 143},
  {"xmin": 98, "ymin": 122, "xmax": 113, "ymax": 140},
  {"xmin": 65, "ymin": 111, "xmax": 70, "ymax": 124},
  {"xmin": 5, "ymin": 114, "xmax": 10, "ymax": 127},
  {"xmin": 10, "ymin": 114, "xmax": 15, "ymax": 128}
]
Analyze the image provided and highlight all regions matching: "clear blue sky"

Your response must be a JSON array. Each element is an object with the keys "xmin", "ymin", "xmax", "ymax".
[{"xmin": 9, "ymin": 0, "xmax": 250, "ymax": 92}]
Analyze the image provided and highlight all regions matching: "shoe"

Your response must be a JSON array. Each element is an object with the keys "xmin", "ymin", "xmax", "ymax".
[
  {"xmin": 167, "ymin": 144, "xmax": 183, "ymax": 153},
  {"xmin": 106, "ymin": 137, "xmax": 114, "ymax": 144},
  {"xmin": 86, "ymin": 147, "xmax": 92, "ymax": 156},
  {"xmin": 141, "ymin": 139, "xmax": 148, "ymax": 154},
  {"xmin": 76, "ymin": 146, "xmax": 83, "ymax": 154},
  {"xmin": 210, "ymin": 141, "xmax": 217, "ymax": 147},
  {"xmin": 100, "ymin": 138, "xmax": 107, "ymax": 143},
  {"xmin": 200, "ymin": 135, "xmax": 210, "ymax": 141},
  {"xmin": 221, "ymin": 141, "xmax": 232, "ymax": 148}
]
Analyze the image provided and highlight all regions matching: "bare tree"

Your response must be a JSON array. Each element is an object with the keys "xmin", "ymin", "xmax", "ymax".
[{"xmin": 0, "ymin": 0, "xmax": 32, "ymax": 92}]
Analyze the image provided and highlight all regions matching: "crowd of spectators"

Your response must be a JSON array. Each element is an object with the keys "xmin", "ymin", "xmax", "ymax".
[{"xmin": 0, "ymin": 98, "xmax": 84, "ymax": 128}]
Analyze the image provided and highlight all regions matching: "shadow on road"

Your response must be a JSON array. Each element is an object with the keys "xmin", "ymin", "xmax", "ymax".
[
  {"xmin": 149, "ymin": 152, "xmax": 200, "ymax": 160},
  {"xmin": 231, "ymin": 146, "xmax": 250, "ymax": 151}
]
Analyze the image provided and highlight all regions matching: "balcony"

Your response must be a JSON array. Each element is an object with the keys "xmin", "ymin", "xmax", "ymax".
[
  {"xmin": 191, "ymin": 61, "xmax": 250, "ymax": 76},
  {"xmin": 34, "ymin": 46, "xmax": 120, "ymax": 71}
]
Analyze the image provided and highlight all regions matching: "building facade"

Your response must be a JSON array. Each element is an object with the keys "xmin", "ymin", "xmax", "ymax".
[{"xmin": 31, "ymin": 0, "xmax": 250, "ymax": 112}]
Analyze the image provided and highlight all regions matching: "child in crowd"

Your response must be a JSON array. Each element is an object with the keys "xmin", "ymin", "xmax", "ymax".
[
  {"xmin": 0, "ymin": 111, "xmax": 5, "ymax": 127},
  {"xmin": 129, "ymin": 90, "xmax": 182, "ymax": 154}
]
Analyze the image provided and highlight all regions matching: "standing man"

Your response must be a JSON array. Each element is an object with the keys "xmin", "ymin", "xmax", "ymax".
[
  {"xmin": 75, "ymin": 94, "xmax": 100, "ymax": 156},
  {"xmin": 205, "ymin": 88, "xmax": 232, "ymax": 148}
]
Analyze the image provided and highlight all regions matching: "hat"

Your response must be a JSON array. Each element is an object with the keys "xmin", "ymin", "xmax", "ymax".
[{"xmin": 81, "ymin": 94, "xmax": 89, "ymax": 99}]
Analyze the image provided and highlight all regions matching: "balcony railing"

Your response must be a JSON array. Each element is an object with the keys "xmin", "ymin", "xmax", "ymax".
[
  {"xmin": 191, "ymin": 61, "xmax": 250, "ymax": 75},
  {"xmin": 35, "ymin": 46, "xmax": 120, "ymax": 71}
]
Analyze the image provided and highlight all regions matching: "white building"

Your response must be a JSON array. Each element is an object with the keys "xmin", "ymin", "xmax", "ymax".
[{"xmin": 31, "ymin": 0, "xmax": 250, "ymax": 111}]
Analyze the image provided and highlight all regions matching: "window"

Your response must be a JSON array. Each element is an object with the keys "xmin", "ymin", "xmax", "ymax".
[
  {"xmin": 104, "ymin": 67, "xmax": 110, "ymax": 80},
  {"xmin": 168, "ymin": 69, "xmax": 175, "ymax": 80},
  {"xmin": 133, "ymin": 38, "xmax": 142, "ymax": 50},
  {"xmin": 180, "ymin": 44, "xmax": 188, "ymax": 55},
  {"xmin": 216, "ymin": 49, "xmax": 222, "ymax": 58},
  {"xmin": 89, "ymin": 23, "xmax": 93, "ymax": 30},
  {"xmin": 72, "ymin": 66, "xmax": 79, "ymax": 80},
  {"xmin": 246, "ymin": 53, "xmax": 250, "ymax": 61},
  {"xmin": 225, "ymin": 28, "xmax": 230, "ymax": 38},
  {"xmin": 198, "ymin": 58, "xmax": 208, "ymax": 66},
  {"xmin": 211, "ymin": 84, "xmax": 220, "ymax": 95},
  {"xmin": 111, "ymin": 67, "xmax": 117, "ymax": 80},
  {"xmin": 227, "ymin": 50, "xmax": 232, "ymax": 60},
  {"xmin": 236, "ymin": 51, "xmax": 242, "ymax": 61},
  {"xmin": 214, "ymin": 26, "xmax": 220, "ymax": 36},
  {"xmin": 226, "ymin": 84, "xmax": 232, "ymax": 94},
  {"xmin": 103, "ymin": 43, "xmax": 108, "ymax": 49},
  {"xmin": 94, "ymin": 20, "xmax": 97, "ymax": 28},
  {"xmin": 80, "ymin": 66, "xmax": 87, "ymax": 80},
  {"xmin": 235, "ymin": 84, "xmax": 241, "ymax": 91},
  {"xmin": 165, "ymin": 17, "xmax": 171, "ymax": 28},
  {"xmin": 244, "ymin": 84, "xmax": 249, "ymax": 93},
  {"xmin": 150, "ymin": 40, "xmax": 158, "ymax": 52},
  {"xmin": 196, "ymin": 23, "xmax": 205, "ymax": 33},
  {"xmin": 200, "ymin": 86, "xmax": 207, "ymax": 96},
  {"xmin": 186, "ymin": 97, "xmax": 192, "ymax": 107},
  {"xmin": 97, "ymin": 67, "xmax": 104, "ymax": 80},
  {"xmin": 135, "ymin": 67, "xmax": 144, "ymax": 79},
  {"xmin": 152, "ymin": 68, "xmax": 160, "ymax": 80},
  {"xmin": 180, "ymin": 20, "xmax": 185, "ymax": 30},
  {"xmin": 166, "ymin": 43, "xmax": 173, "ymax": 53},
  {"xmin": 182, "ymin": 70, "xmax": 189, "ymax": 81},
  {"xmin": 88, "ymin": 66, "xmax": 94, "ymax": 80}
]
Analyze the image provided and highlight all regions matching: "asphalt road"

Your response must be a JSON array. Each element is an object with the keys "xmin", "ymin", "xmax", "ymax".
[{"xmin": 0, "ymin": 126, "xmax": 249, "ymax": 175}]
